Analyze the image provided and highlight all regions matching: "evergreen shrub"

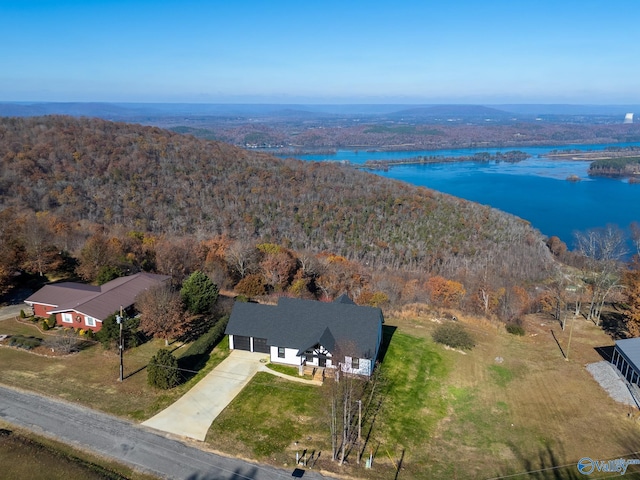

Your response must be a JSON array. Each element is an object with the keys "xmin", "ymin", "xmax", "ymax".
[
  {"xmin": 148, "ymin": 349, "xmax": 179, "ymax": 389},
  {"xmin": 432, "ymin": 322, "xmax": 475, "ymax": 350}
]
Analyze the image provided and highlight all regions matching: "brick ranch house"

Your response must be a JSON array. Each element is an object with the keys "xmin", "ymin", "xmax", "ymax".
[
  {"xmin": 225, "ymin": 294, "xmax": 384, "ymax": 377},
  {"xmin": 24, "ymin": 272, "xmax": 170, "ymax": 332}
]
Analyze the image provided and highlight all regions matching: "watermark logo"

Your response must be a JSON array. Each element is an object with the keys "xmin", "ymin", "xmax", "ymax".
[{"xmin": 577, "ymin": 457, "xmax": 640, "ymax": 476}]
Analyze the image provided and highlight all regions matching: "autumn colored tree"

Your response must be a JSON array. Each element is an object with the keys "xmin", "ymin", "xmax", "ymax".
[
  {"xmin": 356, "ymin": 289, "xmax": 390, "ymax": 308},
  {"xmin": 135, "ymin": 284, "xmax": 186, "ymax": 345},
  {"xmin": 76, "ymin": 233, "xmax": 123, "ymax": 282},
  {"xmin": 154, "ymin": 237, "xmax": 203, "ymax": 282},
  {"xmin": 316, "ymin": 254, "xmax": 367, "ymax": 300},
  {"xmin": 546, "ymin": 236, "xmax": 567, "ymax": 258},
  {"xmin": 259, "ymin": 245, "xmax": 298, "ymax": 291},
  {"xmin": 121, "ymin": 230, "xmax": 157, "ymax": 272},
  {"xmin": 624, "ymin": 263, "xmax": 640, "ymax": 337},
  {"xmin": 0, "ymin": 208, "xmax": 24, "ymax": 294},
  {"xmin": 20, "ymin": 212, "xmax": 62, "ymax": 277},
  {"xmin": 234, "ymin": 273, "xmax": 266, "ymax": 297},
  {"xmin": 426, "ymin": 276, "xmax": 466, "ymax": 308},
  {"xmin": 201, "ymin": 235, "xmax": 232, "ymax": 287}
]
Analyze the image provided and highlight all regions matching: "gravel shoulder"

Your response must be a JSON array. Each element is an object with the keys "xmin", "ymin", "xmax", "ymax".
[{"xmin": 586, "ymin": 361, "xmax": 639, "ymax": 407}]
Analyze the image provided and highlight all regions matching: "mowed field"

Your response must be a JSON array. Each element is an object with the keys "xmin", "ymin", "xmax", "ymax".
[
  {"xmin": 207, "ymin": 307, "xmax": 640, "ymax": 479},
  {"xmin": 2, "ymin": 309, "xmax": 640, "ymax": 479},
  {"xmin": 0, "ymin": 316, "xmax": 230, "ymax": 420},
  {"xmin": 399, "ymin": 310, "xmax": 640, "ymax": 479}
]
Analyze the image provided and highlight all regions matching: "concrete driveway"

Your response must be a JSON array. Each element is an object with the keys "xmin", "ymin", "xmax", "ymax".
[
  {"xmin": 0, "ymin": 304, "xmax": 26, "ymax": 321},
  {"xmin": 142, "ymin": 349, "xmax": 266, "ymax": 441}
]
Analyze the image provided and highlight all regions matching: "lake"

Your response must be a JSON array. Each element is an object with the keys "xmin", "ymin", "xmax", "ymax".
[{"xmin": 292, "ymin": 143, "xmax": 640, "ymax": 250}]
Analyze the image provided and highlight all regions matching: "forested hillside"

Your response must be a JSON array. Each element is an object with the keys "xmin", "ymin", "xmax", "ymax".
[{"xmin": 0, "ymin": 116, "xmax": 554, "ymax": 316}]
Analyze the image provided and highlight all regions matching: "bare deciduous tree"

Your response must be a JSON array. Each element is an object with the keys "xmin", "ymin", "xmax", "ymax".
[
  {"xmin": 136, "ymin": 284, "xmax": 186, "ymax": 345},
  {"xmin": 575, "ymin": 225, "xmax": 627, "ymax": 325}
]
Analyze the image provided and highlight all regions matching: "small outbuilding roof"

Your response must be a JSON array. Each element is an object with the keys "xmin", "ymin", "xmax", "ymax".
[
  {"xmin": 615, "ymin": 338, "xmax": 640, "ymax": 371},
  {"xmin": 226, "ymin": 296, "xmax": 383, "ymax": 359},
  {"xmin": 25, "ymin": 272, "xmax": 170, "ymax": 320}
]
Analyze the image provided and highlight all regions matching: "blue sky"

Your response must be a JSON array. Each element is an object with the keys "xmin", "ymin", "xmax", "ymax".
[{"xmin": 1, "ymin": 0, "xmax": 638, "ymax": 104}]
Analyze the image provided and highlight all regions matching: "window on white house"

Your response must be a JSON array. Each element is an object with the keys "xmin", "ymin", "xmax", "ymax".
[
  {"xmin": 278, "ymin": 347, "xmax": 285, "ymax": 358},
  {"xmin": 62, "ymin": 313, "xmax": 73, "ymax": 323},
  {"xmin": 352, "ymin": 358, "xmax": 360, "ymax": 370},
  {"xmin": 85, "ymin": 316, "xmax": 96, "ymax": 327}
]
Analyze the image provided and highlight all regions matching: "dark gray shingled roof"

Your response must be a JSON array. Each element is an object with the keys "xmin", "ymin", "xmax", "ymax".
[
  {"xmin": 226, "ymin": 296, "xmax": 383, "ymax": 359},
  {"xmin": 615, "ymin": 338, "xmax": 640, "ymax": 372},
  {"xmin": 25, "ymin": 272, "xmax": 170, "ymax": 320}
]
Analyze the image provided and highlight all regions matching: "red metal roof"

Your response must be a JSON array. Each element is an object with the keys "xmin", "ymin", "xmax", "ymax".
[{"xmin": 25, "ymin": 273, "xmax": 170, "ymax": 320}]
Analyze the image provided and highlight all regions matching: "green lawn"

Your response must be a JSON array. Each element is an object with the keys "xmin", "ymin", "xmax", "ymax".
[
  {"xmin": 207, "ymin": 373, "xmax": 325, "ymax": 461},
  {"xmin": 6, "ymin": 313, "xmax": 640, "ymax": 479},
  {"xmin": 206, "ymin": 330, "xmax": 454, "ymax": 479},
  {"xmin": 375, "ymin": 332, "xmax": 451, "ymax": 450},
  {"xmin": 0, "ymin": 317, "xmax": 230, "ymax": 420}
]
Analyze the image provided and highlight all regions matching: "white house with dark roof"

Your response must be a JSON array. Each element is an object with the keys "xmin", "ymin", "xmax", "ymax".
[
  {"xmin": 25, "ymin": 272, "xmax": 170, "ymax": 332},
  {"xmin": 225, "ymin": 295, "xmax": 384, "ymax": 377}
]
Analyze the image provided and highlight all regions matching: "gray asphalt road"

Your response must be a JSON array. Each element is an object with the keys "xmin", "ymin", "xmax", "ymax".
[{"xmin": 0, "ymin": 384, "xmax": 336, "ymax": 480}]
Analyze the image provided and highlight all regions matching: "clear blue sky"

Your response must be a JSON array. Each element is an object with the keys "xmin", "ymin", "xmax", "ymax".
[{"xmin": 2, "ymin": 0, "xmax": 638, "ymax": 104}]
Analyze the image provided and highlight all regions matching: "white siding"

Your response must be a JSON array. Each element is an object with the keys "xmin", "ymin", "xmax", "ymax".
[
  {"xmin": 342, "ymin": 356, "xmax": 373, "ymax": 376},
  {"xmin": 270, "ymin": 346, "xmax": 302, "ymax": 366}
]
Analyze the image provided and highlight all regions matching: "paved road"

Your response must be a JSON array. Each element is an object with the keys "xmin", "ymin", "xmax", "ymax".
[{"xmin": 0, "ymin": 384, "xmax": 336, "ymax": 480}]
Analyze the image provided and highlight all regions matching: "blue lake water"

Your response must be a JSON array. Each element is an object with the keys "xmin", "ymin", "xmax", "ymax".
[{"xmin": 291, "ymin": 143, "xmax": 640, "ymax": 249}]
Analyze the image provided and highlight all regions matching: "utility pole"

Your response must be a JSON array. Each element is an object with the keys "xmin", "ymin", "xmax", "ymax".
[
  {"xmin": 117, "ymin": 305, "xmax": 124, "ymax": 381},
  {"xmin": 357, "ymin": 399, "xmax": 362, "ymax": 464},
  {"xmin": 565, "ymin": 312, "xmax": 576, "ymax": 361}
]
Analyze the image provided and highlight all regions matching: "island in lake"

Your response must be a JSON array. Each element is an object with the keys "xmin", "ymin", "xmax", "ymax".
[
  {"xmin": 358, "ymin": 150, "xmax": 531, "ymax": 171},
  {"xmin": 546, "ymin": 146, "xmax": 640, "ymax": 179}
]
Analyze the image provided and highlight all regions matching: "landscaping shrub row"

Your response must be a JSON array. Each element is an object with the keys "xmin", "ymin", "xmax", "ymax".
[
  {"xmin": 178, "ymin": 315, "xmax": 229, "ymax": 371},
  {"xmin": 9, "ymin": 335, "xmax": 43, "ymax": 350}
]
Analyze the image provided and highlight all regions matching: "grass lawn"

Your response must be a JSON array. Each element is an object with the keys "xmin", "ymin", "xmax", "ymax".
[
  {"xmin": 0, "ymin": 420, "xmax": 159, "ymax": 480},
  {"xmin": 5, "ymin": 308, "xmax": 640, "ymax": 479},
  {"xmin": 205, "ymin": 309, "xmax": 640, "ymax": 479},
  {"xmin": 206, "ymin": 329, "xmax": 455, "ymax": 479},
  {"xmin": 207, "ymin": 373, "xmax": 326, "ymax": 463},
  {"xmin": 0, "ymin": 317, "xmax": 230, "ymax": 421}
]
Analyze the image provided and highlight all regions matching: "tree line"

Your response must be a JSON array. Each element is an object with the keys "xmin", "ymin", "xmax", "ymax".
[{"xmin": 6, "ymin": 116, "xmax": 640, "ymax": 330}]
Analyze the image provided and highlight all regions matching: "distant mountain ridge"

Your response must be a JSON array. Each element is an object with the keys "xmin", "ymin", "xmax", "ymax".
[
  {"xmin": 1, "ymin": 101, "xmax": 637, "ymax": 119},
  {"xmin": 392, "ymin": 105, "xmax": 511, "ymax": 118}
]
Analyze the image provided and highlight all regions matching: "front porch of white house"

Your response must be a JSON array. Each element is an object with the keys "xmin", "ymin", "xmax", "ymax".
[{"xmin": 228, "ymin": 334, "xmax": 372, "ymax": 378}]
